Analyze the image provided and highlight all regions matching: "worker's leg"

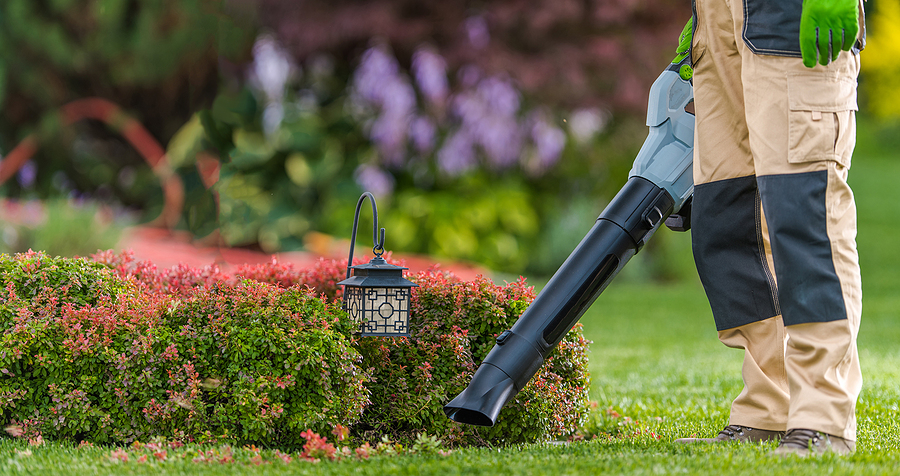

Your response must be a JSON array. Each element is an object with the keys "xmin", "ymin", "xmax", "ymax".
[
  {"xmin": 690, "ymin": 0, "xmax": 789, "ymax": 431},
  {"xmin": 741, "ymin": 33, "xmax": 863, "ymax": 443}
]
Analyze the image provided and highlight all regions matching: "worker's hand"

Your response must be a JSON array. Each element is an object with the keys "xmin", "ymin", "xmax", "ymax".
[
  {"xmin": 673, "ymin": 17, "xmax": 693, "ymax": 65},
  {"xmin": 800, "ymin": 0, "xmax": 859, "ymax": 67},
  {"xmin": 673, "ymin": 18, "xmax": 693, "ymax": 80}
]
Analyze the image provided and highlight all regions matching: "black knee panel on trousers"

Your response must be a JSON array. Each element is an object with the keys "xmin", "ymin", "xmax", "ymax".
[
  {"xmin": 758, "ymin": 170, "xmax": 848, "ymax": 326},
  {"xmin": 692, "ymin": 175, "xmax": 780, "ymax": 331}
]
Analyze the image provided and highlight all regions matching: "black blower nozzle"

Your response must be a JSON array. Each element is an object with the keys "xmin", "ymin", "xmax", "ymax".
[
  {"xmin": 444, "ymin": 176, "xmax": 676, "ymax": 426},
  {"xmin": 444, "ymin": 324, "xmax": 544, "ymax": 425},
  {"xmin": 443, "ymin": 365, "xmax": 515, "ymax": 426}
]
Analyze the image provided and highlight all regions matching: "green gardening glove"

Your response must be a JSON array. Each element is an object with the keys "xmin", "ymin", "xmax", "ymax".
[
  {"xmin": 673, "ymin": 18, "xmax": 693, "ymax": 80},
  {"xmin": 799, "ymin": 0, "xmax": 859, "ymax": 67}
]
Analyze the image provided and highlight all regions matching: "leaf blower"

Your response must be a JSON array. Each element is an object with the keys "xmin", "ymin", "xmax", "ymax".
[{"xmin": 443, "ymin": 56, "xmax": 695, "ymax": 427}]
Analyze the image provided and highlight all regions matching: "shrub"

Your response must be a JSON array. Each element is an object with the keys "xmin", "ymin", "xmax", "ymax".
[
  {"xmin": 233, "ymin": 255, "xmax": 370, "ymax": 302},
  {"xmin": 234, "ymin": 254, "xmax": 591, "ymax": 445},
  {"xmin": 91, "ymin": 250, "xmax": 234, "ymax": 297},
  {"xmin": 1, "ymin": 251, "xmax": 589, "ymax": 447},
  {"xmin": 0, "ymin": 251, "xmax": 368, "ymax": 447}
]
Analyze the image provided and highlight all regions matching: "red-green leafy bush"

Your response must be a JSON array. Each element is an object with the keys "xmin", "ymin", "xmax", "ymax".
[
  {"xmin": 2, "ymin": 250, "xmax": 589, "ymax": 446},
  {"xmin": 91, "ymin": 250, "xmax": 235, "ymax": 296},
  {"xmin": 0, "ymin": 251, "xmax": 368, "ymax": 447},
  {"xmin": 233, "ymin": 254, "xmax": 591, "ymax": 444},
  {"xmin": 233, "ymin": 255, "xmax": 361, "ymax": 301}
]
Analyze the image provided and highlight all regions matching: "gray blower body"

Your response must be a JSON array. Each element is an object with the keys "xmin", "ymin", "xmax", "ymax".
[{"xmin": 443, "ymin": 61, "xmax": 695, "ymax": 427}]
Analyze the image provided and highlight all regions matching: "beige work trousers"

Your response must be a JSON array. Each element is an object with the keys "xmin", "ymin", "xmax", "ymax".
[{"xmin": 691, "ymin": 0, "xmax": 862, "ymax": 441}]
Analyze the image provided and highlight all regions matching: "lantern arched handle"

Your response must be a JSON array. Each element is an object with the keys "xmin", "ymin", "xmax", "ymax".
[{"xmin": 346, "ymin": 192, "xmax": 386, "ymax": 279}]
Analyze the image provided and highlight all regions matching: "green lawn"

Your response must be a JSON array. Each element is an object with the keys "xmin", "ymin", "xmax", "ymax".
[{"xmin": 2, "ymin": 136, "xmax": 899, "ymax": 474}]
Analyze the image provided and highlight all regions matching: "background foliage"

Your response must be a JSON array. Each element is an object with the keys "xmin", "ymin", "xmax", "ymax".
[
  {"xmin": 860, "ymin": 0, "xmax": 900, "ymax": 118},
  {"xmin": 0, "ymin": 199, "xmax": 128, "ymax": 257},
  {"xmin": 0, "ymin": 0, "xmax": 252, "ymax": 208},
  {"xmin": 0, "ymin": 0, "xmax": 685, "ymax": 277},
  {"xmin": 1, "ymin": 1, "xmax": 897, "ymax": 277}
]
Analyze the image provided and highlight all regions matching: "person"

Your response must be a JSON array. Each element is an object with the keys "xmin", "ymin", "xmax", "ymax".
[{"xmin": 672, "ymin": 0, "xmax": 866, "ymax": 456}]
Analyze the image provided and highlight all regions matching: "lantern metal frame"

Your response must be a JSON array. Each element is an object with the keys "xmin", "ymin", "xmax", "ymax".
[{"xmin": 338, "ymin": 192, "xmax": 417, "ymax": 336}]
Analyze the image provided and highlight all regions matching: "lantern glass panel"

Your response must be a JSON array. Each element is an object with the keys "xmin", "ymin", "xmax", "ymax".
[
  {"xmin": 346, "ymin": 287, "xmax": 364, "ymax": 327},
  {"xmin": 345, "ymin": 286, "xmax": 410, "ymax": 336}
]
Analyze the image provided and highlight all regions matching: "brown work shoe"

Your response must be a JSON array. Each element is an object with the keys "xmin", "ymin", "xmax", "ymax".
[
  {"xmin": 675, "ymin": 424, "xmax": 784, "ymax": 444},
  {"xmin": 772, "ymin": 428, "xmax": 855, "ymax": 456}
]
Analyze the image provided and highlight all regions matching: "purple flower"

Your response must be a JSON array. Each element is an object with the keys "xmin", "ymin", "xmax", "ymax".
[
  {"xmin": 351, "ymin": 45, "xmax": 418, "ymax": 166},
  {"xmin": 354, "ymin": 164, "xmax": 395, "ymax": 197},
  {"xmin": 381, "ymin": 79, "xmax": 416, "ymax": 118},
  {"xmin": 412, "ymin": 47, "xmax": 449, "ymax": 107},
  {"xmin": 348, "ymin": 43, "xmax": 570, "ymax": 178},
  {"xmin": 437, "ymin": 131, "xmax": 476, "ymax": 176},
  {"xmin": 247, "ymin": 35, "xmax": 297, "ymax": 136},
  {"xmin": 17, "ymin": 161, "xmax": 37, "ymax": 189},
  {"xmin": 476, "ymin": 116, "xmax": 524, "ymax": 169},
  {"xmin": 477, "ymin": 77, "xmax": 520, "ymax": 117},
  {"xmin": 450, "ymin": 91, "xmax": 484, "ymax": 125},
  {"xmin": 248, "ymin": 35, "xmax": 296, "ymax": 104},
  {"xmin": 352, "ymin": 45, "xmax": 401, "ymax": 105},
  {"xmin": 457, "ymin": 65, "xmax": 482, "ymax": 89},
  {"xmin": 447, "ymin": 76, "xmax": 524, "ymax": 169},
  {"xmin": 370, "ymin": 113, "xmax": 411, "ymax": 168},
  {"xmin": 409, "ymin": 116, "xmax": 437, "ymax": 154},
  {"xmin": 530, "ymin": 114, "xmax": 566, "ymax": 170},
  {"xmin": 465, "ymin": 16, "xmax": 490, "ymax": 49}
]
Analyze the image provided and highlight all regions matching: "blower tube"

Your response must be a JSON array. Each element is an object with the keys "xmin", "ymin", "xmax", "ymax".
[{"xmin": 443, "ymin": 176, "xmax": 675, "ymax": 426}]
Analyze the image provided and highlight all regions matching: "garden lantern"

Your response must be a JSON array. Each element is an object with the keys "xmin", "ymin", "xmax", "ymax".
[{"xmin": 338, "ymin": 192, "xmax": 417, "ymax": 336}]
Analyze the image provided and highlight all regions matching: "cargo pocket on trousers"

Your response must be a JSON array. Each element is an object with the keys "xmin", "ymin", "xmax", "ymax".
[{"xmin": 787, "ymin": 72, "xmax": 858, "ymax": 167}]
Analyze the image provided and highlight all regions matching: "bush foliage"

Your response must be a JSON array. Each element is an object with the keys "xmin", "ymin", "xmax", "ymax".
[
  {"xmin": 232, "ymin": 254, "xmax": 590, "ymax": 443},
  {"xmin": 0, "ymin": 251, "xmax": 590, "ymax": 447},
  {"xmin": 1, "ymin": 251, "xmax": 368, "ymax": 447}
]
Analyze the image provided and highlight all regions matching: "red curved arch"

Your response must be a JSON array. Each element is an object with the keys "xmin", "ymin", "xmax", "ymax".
[{"xmin": 0, "ymin": 98, "xmax": 184, "ymax": 228}]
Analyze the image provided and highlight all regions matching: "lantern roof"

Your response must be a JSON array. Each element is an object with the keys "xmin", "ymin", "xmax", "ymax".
[{"xmin": 337, "ymin": 257, "xmax": 419, "ymax": 288}]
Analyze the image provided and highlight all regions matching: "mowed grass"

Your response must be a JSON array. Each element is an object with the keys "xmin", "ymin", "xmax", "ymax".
[{"xmin": 2, "ymin": 138, "xmax": 899, "ymax": 474}]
